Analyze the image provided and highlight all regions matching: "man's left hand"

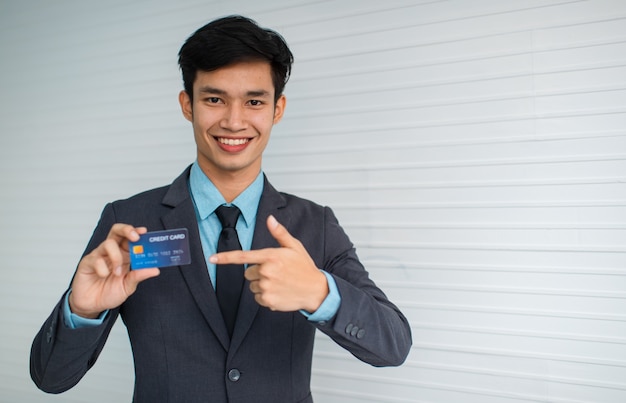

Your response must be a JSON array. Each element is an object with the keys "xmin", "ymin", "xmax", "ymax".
[{"xmin": 210, "ymin": 215, "xmax": 328, "ymax": 312}]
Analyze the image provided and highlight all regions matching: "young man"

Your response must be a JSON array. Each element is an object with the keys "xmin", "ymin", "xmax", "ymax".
[{"xmin": 30, "ymin": 15, "xmax": 412, "ymax": 403}]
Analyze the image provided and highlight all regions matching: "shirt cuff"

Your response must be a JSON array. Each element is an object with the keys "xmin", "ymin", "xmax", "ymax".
[
  {"xmin": 63, "ymin": 290, "xmax": 108, "ymax": 329},
  {"xmin": 300, "ymin": 271, "xmax": 341, "ymax": 323}
]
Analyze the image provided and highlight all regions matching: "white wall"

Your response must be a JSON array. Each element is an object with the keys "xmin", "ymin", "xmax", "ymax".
[{"xmin": 1, "ymin": 1, "xmax": 625, "ymax": 402}]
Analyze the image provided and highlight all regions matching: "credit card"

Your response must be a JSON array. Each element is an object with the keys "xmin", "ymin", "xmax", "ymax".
[{"xmin": 129, "ymin": 228, "xmax": 191, "ymax": 269}]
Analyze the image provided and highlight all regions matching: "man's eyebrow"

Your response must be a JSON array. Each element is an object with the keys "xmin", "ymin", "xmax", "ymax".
[
  {"xmin": 198, "ymin": 86, "xmax": 271, "ymax": 98},
  {"xmin": 246, "ymin": 89, "xmax": 271, "ymax": 98},
  {"xmin": 198, "ymin": 86, "xmax": 226, "ymax": 95}
]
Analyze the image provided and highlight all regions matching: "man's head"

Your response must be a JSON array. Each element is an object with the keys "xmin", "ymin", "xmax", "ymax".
[
  {"xmin": 177, "ymin": 16, "xmax": 292, "ymax": 190},
  {"xmin": 178, "ymin": 15, "xmax": 294, "ymax": 104}
]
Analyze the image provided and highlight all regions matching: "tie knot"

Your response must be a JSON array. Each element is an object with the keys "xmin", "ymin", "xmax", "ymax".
[{"xmin": 215, "ymin": 205, "xmax": 241, "ymax": 229}]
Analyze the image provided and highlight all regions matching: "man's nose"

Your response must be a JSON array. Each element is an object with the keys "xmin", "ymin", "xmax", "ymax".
[{"xmin": 220, "ymin": 104, "xmax": 246, "ymax": 131}]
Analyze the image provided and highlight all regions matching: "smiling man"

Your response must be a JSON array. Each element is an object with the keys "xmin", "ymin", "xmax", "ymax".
[{"xmin": 30, "ymin": 15, "xmax": 412, "ymax": 403}]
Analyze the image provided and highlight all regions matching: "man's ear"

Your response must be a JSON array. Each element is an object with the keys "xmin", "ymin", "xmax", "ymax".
[
  {"xmin": 179, "ymin": 90, "xmax": 193, "ymax": 122},
  {"xmin": 273, "ymin": 94, "xmax": 286, "ymax": 124}
]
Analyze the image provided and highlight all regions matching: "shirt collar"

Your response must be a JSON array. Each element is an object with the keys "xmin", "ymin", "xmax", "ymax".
[{"xmin": 189, "ymin": 161, "xmax": 264, "ymax": 227}]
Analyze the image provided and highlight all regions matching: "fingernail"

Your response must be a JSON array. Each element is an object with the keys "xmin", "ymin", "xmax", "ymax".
[
  {"xmin": 115, "ymin": 266, "xmax": 123, "ymax": 276},
  {"xmin": 130, "ymin": 231, "xmax": 139, "ymax": 239},
  {"xmin": 268, "ymin": 215, "xmax": 278, "ymax": 229},
  {"xmin": 209, "ymin": 255, "xmax": 218, "ymax": 263}
]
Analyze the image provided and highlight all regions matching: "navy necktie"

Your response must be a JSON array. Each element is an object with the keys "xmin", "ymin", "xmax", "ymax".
[{"xmin": 215, "ymin": 205, "xmax": 244, "ymax": 338}]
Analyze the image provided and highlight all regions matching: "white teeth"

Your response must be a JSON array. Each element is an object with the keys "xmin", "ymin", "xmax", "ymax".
[{"xmin": 218, "ymin": 137, "xmax": 249, "ymax": 146}]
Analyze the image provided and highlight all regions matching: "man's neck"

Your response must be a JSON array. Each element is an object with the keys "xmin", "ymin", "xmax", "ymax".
[{"xmin": 197, "ymin": 163, "xmax": 260, "ymax": 203}]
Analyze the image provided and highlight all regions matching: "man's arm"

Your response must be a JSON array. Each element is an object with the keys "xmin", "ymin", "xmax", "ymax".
[
  {"xmin": 30, "ymin": 204, "xmax": 159, "ymax": 393},
  {"xmin": 30, "ymin": 294, "xmax": 118, "ymax": 393},
  {"xmin": 212, "ymin": 209, "xmax": 412, "ymax": 367},
  {"xmin": 313, "ymin": 206, "xmax": 412, "ymax": 366}
]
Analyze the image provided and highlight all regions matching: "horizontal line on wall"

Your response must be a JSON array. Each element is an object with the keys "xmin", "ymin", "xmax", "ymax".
[
  {"xmin": 356, "ymin": 241, "xmax": 626, "ymax": 253},
  {"xmin": 314, "ymin": 351, "xmax": 626, "ymax": 393},
  {"xmin": 312, "ymin": 385, "xmax": 430, "ymax": 403},
  {"xmin": 413, "ymin": 341, "xmax": 626, "ymax": 368},
  {"xmin": 401, "ymin": 302, "xmax": 626, "ymax": 322},
  {"xmin": 411, "ymin": 321, "xmax": 626, "ymax": 345},
  {"xmin": 296, "ymin": 42, "xmax": 626, "ymax": 110},
  {"xmin": 312, "ymin": 365, "xmax": 594, "ymax": 403},
  {"xmin": 290, "ymin": 65, "xmax": 625, "ymax": 135},
  {"xmin": 296, "ymin": 12, "xmax": 626, "ymax": 66},
  {"xmin": 288, "ymin": 0, "xmax": 581, "ymax": 44},
  {"xmin": 295, "ymin": 60, "xmax": 626, "ymax": 105},
  {"xmin": 379, "ymin": 281, "xmax": 626, "ymax": 299},
  {"xmin": 406, "ymin": 360, "xmax": 626, "ymax": 392},
  {"xmin": 269, "ymin": 129, "xmax": 626, "ymax": 156},
  {"xmin": 362, "ymin": 260, "xmax": 626, "ymax": 276},
  {"xmin": 328, "ymin": 200, "xmax": 626, "ymax": 210},
  {"xmin": 293, "ymin": 43, "xmax": 626, "ymax": 94},
  {"xmin": 347, "ymin": 222, "xmax": 626, "ymax": 231},
  {"xmin": 267, "ymin": 153, "xmax": 626, "ymax": 175},
  {"xmin": 289, "ymin": 96, "xmax": 624, "ymax": 136},
  {"xmin": 280, "ymin": 177, "xmax": 626, "ymax": 193},
  {"xmin": 291, "ymin": 66, "xmax": 626, "ymax": 111},
  {"xmin": 274, "ymin": 106, "xmax": 626, "ymax": 140},
  {"xmin": 280, "ymin": 0, "xmax": 440, "ymax": 33},
  {"xmin": 10, "ymin": 123, "xmax": 191, "ymax": 147}
]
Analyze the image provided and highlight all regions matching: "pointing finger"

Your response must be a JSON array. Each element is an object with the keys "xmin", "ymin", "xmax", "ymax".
[{"xmin": 209, "ymin": 249, "xmax": 269, "ymax": 266}]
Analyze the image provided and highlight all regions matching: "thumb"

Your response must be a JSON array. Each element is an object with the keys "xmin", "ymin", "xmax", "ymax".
[
  {"xmin": 124, "ymin": 268, "xmax": 160, "ymax": 295},
  {"xmin": 266, "ymin": 215, "xmax": 300, "ymax": 249}
]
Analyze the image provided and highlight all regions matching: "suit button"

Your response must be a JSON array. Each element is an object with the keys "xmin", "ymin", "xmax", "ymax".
[
  {"xmin": 350, "ymin": 326, "xmax": 359, "ymax": 337},
  {"xmin": 357, "ymin": 329, "xmax": 366, "ymax": 339},
  {"xmin": 345, "ymin": 323, "xmax": 354, "ymax": 334},
  {"xmin": 228, "ymin": 369, "xmax": 241, "ymax": 382}
]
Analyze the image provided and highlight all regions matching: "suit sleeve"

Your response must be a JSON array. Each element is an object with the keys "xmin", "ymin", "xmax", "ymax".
[
  {"xmin": 30, "ymin": 204, "xmax": 121, "ymax": 393},
  {"xmin": 315, "ymin": 206, "xmax": 412, "ymax": 367}
]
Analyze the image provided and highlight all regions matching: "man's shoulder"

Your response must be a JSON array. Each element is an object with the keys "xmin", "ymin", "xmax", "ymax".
[
  {"xmin": 261, "ymin": 176, "xmax": 328, "ymax": 214},
  {"xmin": 104, "ymin": 183, "xmax": 170, "ymax": 212},
  {"xmin": 114, "ymin": 184, "xmax": 171, "ymax": 205},
  {"xmin": 278, "ymin": 190, "xmax": 323, "ymax": 209},
  {"xmin": 110, "ymin": 166, "xmax": 191, "ymax": 210},
  {"xmin": 273, "ymin": 189, "xmax": 330, "ymax": 221}
]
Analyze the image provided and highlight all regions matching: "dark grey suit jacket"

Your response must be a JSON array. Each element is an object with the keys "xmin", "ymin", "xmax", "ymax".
[{"xmin": 31, "ymin": 166, "xmax": 412, "ymax": 403}]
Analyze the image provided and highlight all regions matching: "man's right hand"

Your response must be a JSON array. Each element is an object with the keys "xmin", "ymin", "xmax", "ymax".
[{"xmin": 68, "ymin": 224, "xmax": 160, "ymax": 318}]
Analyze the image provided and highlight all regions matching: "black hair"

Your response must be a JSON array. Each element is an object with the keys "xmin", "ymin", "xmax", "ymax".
[{"xmin": 178, "ymin": 15, "xmax": 294, "ymax": 103}]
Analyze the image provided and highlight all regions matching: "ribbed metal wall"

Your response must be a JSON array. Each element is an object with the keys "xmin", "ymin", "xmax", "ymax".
[{"xmin": 1, "ymin": 1, "xmax": 624, "ymax": 402}]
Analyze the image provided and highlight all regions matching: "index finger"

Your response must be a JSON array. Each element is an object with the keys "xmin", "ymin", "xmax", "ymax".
[
  {"xmin": 209, "ymin": 249, "xmax": 272, "ymax": 266},
  {"xmin": 107, "ymin": 224, "xmax": 147, "ymax": 244}
]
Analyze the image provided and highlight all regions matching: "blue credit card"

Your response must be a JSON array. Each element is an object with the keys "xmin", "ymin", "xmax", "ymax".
[{"xmin": 129, "ymin": 228, "xmax": 191, "ymax": 269}]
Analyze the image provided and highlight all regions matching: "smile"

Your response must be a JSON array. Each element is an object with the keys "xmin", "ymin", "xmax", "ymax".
[{"xmin": 217, "ymin": 137, "xmax": 250, "ymax": 146}]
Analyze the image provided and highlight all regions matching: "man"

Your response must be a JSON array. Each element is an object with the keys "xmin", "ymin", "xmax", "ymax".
[{"xmin": 30, "ymin": 15, "xmax": 412, "ymax": 403}]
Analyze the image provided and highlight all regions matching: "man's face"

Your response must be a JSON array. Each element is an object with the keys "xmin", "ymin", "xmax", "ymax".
[{"xmin": 179, "ymin": 60, "xmax": 285, "ymax": 180}]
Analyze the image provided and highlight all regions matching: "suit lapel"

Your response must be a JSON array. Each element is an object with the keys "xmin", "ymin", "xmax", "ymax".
[
  {"xmin": 160, "ymin": 167, "xmax": 230, "ymax": 351},
  {"xmin": 229, "ymin": 177, "xmax": 289, "ymax": 354}
]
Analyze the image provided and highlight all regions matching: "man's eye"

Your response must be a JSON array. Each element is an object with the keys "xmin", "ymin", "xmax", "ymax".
[
  {"xmin": 249, "ymin": 100, "xmax": 262, "ymax": 106},
  {"xmin": 206, "ymin": 97, "xmax": 221, "ymax": 103}
]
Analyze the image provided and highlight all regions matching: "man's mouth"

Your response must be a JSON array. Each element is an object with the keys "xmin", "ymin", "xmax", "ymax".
[{"xmin": 216, "ymin": 137, "xmax": 250, "ymax": 146}]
